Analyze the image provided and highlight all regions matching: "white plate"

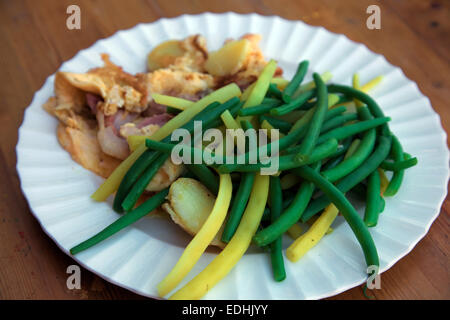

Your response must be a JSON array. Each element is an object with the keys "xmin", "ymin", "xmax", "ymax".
[{"xmin": 16, "ymin": 13, "xmax": 449, "ymax": 300}]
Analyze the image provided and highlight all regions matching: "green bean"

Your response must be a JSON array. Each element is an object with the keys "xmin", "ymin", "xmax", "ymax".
[
  {"xmin": 328, "ymin": 138, "xmax": 353, "ymax": 159},
  {"xmin": 217, "ymin": 138, "xmax": 337, "ymax": 173},
  {"xmin": 205, "ymin": 100, "xmax": 244, "ymax": 129},
  {"xmin": 166, "ymin": 106, "xmax": 182, "ymax": 115},
  {"xmin": 113, "ymin": 149, "xmax": 160, "ymax": 213},
  {"xmin": 284, "ymin": 111, "xmax": 357, "ymax": 155},
  {"xmin": 221, "ymin": 172, "xmax": 255, "ymax": 243},
  {"xmin": 336, "ymin": 94, "xmax": 353, "ymax": 105},
  {"xmin": 322, "ymin": 154, "xmax": 345, "ymax": 172},
  {"xmin": 253, "ymin": 162, "xmax": 321, "ymax": 247},
  {"xmin": 121, "ymin": 153, "xmax": 169, "ymax": 211},
  {"xmin": 262, "ymin": 191, "xmax": 297, "ymax": 221},
  {"xmin": 71, "ymin": 188, "xmax": 169, "ymax": 255},
  {"xmin": 262, "ymin": 207, "xmax": 271, "ymax": 221},
  {"xmin": 328, "ymin": 84, "xmax": 390, "ymax": 136},
  {"xmin": 295, "ymin": 73, "xmax": 329, "ymax": 161},
  {"xmin": 292, "ymin": 138, "xmax": 338, "ymax": 166},
  {"xmin": 321, "ymin": 106, "xmax": 376, "ymax": 182},
  {"xmin": 282, "ymin": 60, "xmax": 309, "ymax": 103},
  {"xmin": 238, "ymin": 100, "xmax": 281, "ymax": 117},
  {"xmin": 364, "ymin": 170, "xmax": 381, "ymax": 227},
  {"xmin": 384, "ymin": 135, "xmax": 406, "ymax": 197},
  {"xmin": 300, "ymin": 100, "xmax": 316, "ymax": 111},
  {"xmin": 185, "ymin": 164, "xmax": 220, "ymax": 195},
  {"xmin": 301, "ymin": 135, "xmax": 392, "ymax": 222},
  {"xmin": 240, "ymin": 119, "xmax": 257, "ymax": 157},
  {"xmin": 324, "ymin": 106, "xmax": 347, "ymax": 120},
  {"xmin": 270, "ymin": 90, "xmax": 316, "ymax": 116},
  {"xmin": 320, "ymin": 113, "xmax": 358, "ymax": 133},
  {"xmin": 292, "ymin": 165, "xmax": 379, "ymax": 271},
  {"xmin": 349, "ymin": 182, "xmax": 368, "ymax": 200},
  {"xmin": 380, "ymin": 153, "xmax": 417, "ymax": 171},
  {"xmin": 268, "ymin": 176, "xmax": 286, "ymax": 281},
  {"xmin": 263, "ymin": 97, "xmax": 281, "ymax": 105},
  {"xmin": 260, "ymin": 116, "xmax": 292, "ymax": 133},
  {"xmin": 267, "ymin": 83, "xmax": 283, "ymax": 100},
  {"xmin": 316, "ymin": 116, "xmax": 391, "ymax": 145}
]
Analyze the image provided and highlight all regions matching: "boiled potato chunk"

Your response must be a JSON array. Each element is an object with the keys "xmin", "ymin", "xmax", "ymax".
[
  {"xmin": 162, "ymin": 178, "xmax": 226, "ymax": 248},
  {"xmin": 205, "ymin": 39, "xmax": 250, "ymax": 76},
  {"xmin": 147, "ymin": 40, "xmax": 185, "ymax": 71}
]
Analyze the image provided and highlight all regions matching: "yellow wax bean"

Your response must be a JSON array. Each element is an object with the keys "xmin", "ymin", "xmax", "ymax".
[
  {"xmin": 286, "ymin": 204, "xmax": 339, "ymax": 262},
  {"xmin": 126, "ymin": 135, "xmax": 146, "ymax": 152},
  {"xmin": 241, "ymin": 83, "xmax": 255, "ymax": 102},
  {"xmin": 287, "ymin": 224, "xmax": 303, "ymax": 240},
  {"xmin": 261, "ymin": 120, "xmax": 285, "ymax": 139},
  {"xmin": 221, "ymin": 110, "xmax": 247, "ymax": 154},
  {"xmin": 271, "ymin": 77, "xmax": 289, "ymax": 90},
  {"xmin": 151, "ymin": 93, "xmax": 194, "ymax": 110},
  {"xmin": 242, "ymin": 60, "xmax": 278, "ymax": 109},
  {"xmin": 220, "ymin": 110, "xmax": 241, "ymax": 130},
  {"xmin": 241, "ymin": 77, "xmax": 288, "ymax": 103},
  {"xmin": 352, "ymin": 73, "xmax": 364, "ymax": 107},
  {"xmin": 361, "ymin": 75, "xmax": 383, "ymax": 92},
  {"xmin": 344, "ymin": 139, "xmax": 361, "ymax": 160}
]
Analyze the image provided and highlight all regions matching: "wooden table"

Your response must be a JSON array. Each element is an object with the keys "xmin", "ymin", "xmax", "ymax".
[{"xmin": 0, "ymin": 0, "xmax": 448, "ymax": 300}]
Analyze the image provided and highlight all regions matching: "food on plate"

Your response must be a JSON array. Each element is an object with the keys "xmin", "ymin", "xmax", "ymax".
[
  {"xmin": 162, "ymin": 177, "xmax": 227, "ymax": 248},
  {"xmin": 44, "ymin": 33, "xmax": 418, "ymax": 300}
]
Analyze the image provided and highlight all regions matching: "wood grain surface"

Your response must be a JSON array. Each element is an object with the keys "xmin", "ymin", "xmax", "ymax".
[{"xmin": 0, "ymin": 0, "xmax": 448, "ymax": 300}]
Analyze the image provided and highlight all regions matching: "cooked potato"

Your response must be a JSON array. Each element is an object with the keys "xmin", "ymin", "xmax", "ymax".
[
  {"xmin": 204, "ymin": 39, "xmax": 250, "ymax": 76},
  {"xmin": 147, "ymin": 40, "xmax": 185, "ymax": 71},
  {"xmin": 162, "ymin": 178, "xmax": 226, "ymax": 248}
]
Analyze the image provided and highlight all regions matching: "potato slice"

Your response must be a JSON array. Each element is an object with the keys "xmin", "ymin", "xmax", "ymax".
[
  {"xmin": 205, "ymin": 39, "xmax": 250, "ymax": 76},
  {"xmin": 162, "ymin": 178, "xmax": 226, "ymax": 248},
  {"xmin": 147, "ymin": 40, "xmax": 185, "ymax": 71}
]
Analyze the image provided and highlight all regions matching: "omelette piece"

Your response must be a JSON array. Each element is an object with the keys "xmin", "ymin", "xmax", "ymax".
[{"xmin": 61, "ymin": 54, "xmax": 150, "ymax": 115}]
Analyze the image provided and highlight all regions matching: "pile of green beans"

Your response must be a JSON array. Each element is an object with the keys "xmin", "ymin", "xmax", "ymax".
[{"xmin": 72, "ymin": 59, "xmax": 418, "ymax": 285}]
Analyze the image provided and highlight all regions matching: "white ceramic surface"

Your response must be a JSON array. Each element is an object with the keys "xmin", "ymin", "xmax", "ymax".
[{"xmin": 16, "ymin": 13, "xmax": 449, "ymax": 300}]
